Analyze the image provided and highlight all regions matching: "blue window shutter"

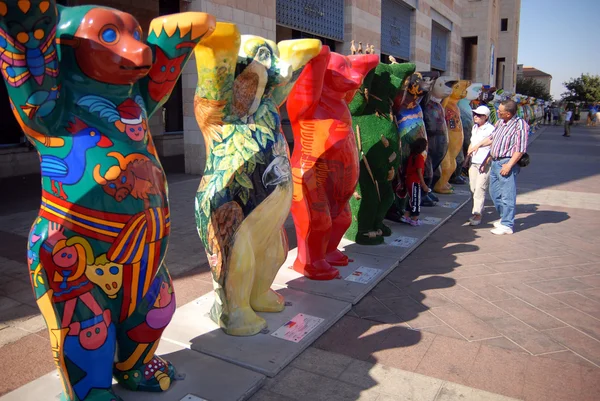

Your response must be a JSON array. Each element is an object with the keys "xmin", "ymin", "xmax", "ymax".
[
  {"xmin": 276, "ymin": 0, "xmax": 344, "ymax": 42},
  {"xmin": 381, "ymin": 0, "xmax": 412, "ymax": 60},
  {"xmin": 430, "ymin": 22, "xmax": 448, "ymax": 71}
]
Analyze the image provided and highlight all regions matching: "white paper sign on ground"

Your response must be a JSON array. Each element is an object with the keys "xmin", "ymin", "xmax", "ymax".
[
  {"xmin": 440, "ymin": 202, "xmax": 459, "ymax": 209},
  {"xmin": 271, "ymin": 313, "xmax": 324, "ymax": 343},
  {"xmin": 180, "ymin": 396, "xmax": 208, "ymax": 401},
  {"xmin": 344, "ymin": 266, "xmax": 381, "ymax": 284},
  {"xmin": 421, "ymin": 217, "xmax": 442, "ymax": 225},
  {"xmin": 389, "ymin": 236, "xmax": 418, "ymax": 248},
  {"xmin": 453, "ymin": 189, "xmax": 471, "ymax": 196}
]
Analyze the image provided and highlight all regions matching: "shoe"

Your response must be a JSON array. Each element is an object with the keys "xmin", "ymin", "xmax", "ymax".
[
  {"xmin": 491, "ymin": 225, "xmax": 513, "ymax": 235},
  {"xmin": 401, "ymin": 216, "xmax": 412, "ymax": 225},
  {"xmin": 429, "ymin": 193, "xmax": 439, "ymax": 202},
  {"xmin": 492, "ymin": 220, "xmax": 502, "ymax": 228},
  {"xmin": 470, "ymin": 218, "xmax": 481, "ymax": 226},
  {"xmin": 409, "ymin": 219, "xmax": 421, "ymax": 227}
]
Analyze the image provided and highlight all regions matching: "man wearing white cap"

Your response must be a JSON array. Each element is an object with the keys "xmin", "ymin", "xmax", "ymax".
[{"xmin": 466, "ymin": 105, "xmax": 494, "ymax": 225}]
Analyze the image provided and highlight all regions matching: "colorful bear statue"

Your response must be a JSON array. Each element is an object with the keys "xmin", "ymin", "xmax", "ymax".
[
  {"xmin": 386, "ymin": 70, "xmax": 438, "ymax": 221},
  {"xmin": 435, "ymin": 79, "xmax": 470, "ymax": 194},
  {"xmin": 0, "ymin": 1, "xmax": 216, "ymax": 399},
  {"xmin": 193, "ymin": 22, "xmax": 321, "ymax": 335},
  {"xmin": 286, "ymin": 46, "xmax": 378, "ymax": 280},
  {"xmin": 423, "ymin": 76, "xmax": 456, "ymax": 194},
  {"xmin": 343, "ymin": 61, "xmax": 415, "ymax": 245}
]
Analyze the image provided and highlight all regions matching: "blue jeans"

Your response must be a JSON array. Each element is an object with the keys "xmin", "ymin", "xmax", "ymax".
[{"xmin": 489, "ymin": 159, "xmax": 520, "ymax": 229}]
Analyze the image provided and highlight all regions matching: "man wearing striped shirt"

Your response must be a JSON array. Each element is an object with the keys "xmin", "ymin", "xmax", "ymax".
[{"xmin": 469, "ymin": 100, "xmax": 528, "ymax": 235}]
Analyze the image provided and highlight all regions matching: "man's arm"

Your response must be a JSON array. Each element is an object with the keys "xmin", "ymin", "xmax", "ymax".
[{"xmin": 468, "ymin": 136, "xmax": 493, "ymax": 155}]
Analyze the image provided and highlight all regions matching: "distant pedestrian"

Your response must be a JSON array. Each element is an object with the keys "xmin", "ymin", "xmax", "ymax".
[
  {"xmin": 563, "ymin": 108, "xmax": 573, "ymax": 137},
  {"xmin": 544, "ymin": 106, "xmax": 552, "ymax": 125},
  {"xmin": 552, "ymin": 105, "xmax": 560, "ymax": 125},
  {"xmin": 587, "ymin": 103, "xmax": 598, "ymax": 127},
  {"xmin": 573, "ymin": 105, "xmax": 580, "ymax": 125},
  {"xmin": 469, "ymin": 100, "xmax": 528, "ymax": 235},
  {"xmin": 467, "ymin": 106, "xmax": 494, "ymax": 226},
  {"xmin": 402, "ymin": 138, "xmax": 430, "ymax": 227}
]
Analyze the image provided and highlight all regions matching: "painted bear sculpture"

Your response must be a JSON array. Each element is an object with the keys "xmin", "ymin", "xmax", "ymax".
[
  {"xmin": 193, "ymin": 22, "xmax": 321, "ymax": 335},
  {"xmin": 435, "ymin": 79, "xmax": 470, "ymax": 194},
  {"xmin": 386, "ymin": 70, "xmax": 438, "ymax": 221},
  {"xmin": 422, "ymin": 76, "xmax": 456, "ymax": 192},
  {"xmin": 343, "ymin": 61, "xmax": 416, "ymax": 245},
  {"xmin": 0, "ymin": 2, "xmax": 216, "ymax": 400},
  {"xmin": 285, "ymin": 46, "xmax": 378, "ymax": 280}
]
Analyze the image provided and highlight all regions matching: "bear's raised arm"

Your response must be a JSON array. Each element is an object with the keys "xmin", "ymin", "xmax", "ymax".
[
  {"xmin": 139, "ymin": 12, "xmax": 216, "ymax": 118},
  {"xmin": 0, "ymin": 0, "xmax": 62, "ymax": 142},
  {"xmin": 271, "ymin": 39, "xmax": 322, "ymax": 108},
  {"xmin": 286, "ymin": 45, "xmax": 330, "ymax": 121}
]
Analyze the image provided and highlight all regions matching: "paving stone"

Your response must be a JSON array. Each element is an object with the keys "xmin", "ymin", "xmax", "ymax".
[
  {"xmin": 369, "ymin": 279, "xmax": 406, "ymax": 299},
  {"xmin": 290, "ymin": 347, "xmax": 354, "ymax": 380},
  {"xmin": 457, "ymin": 284, "xmax": 514, "ymax": 302},
  {"xmin": 498, "ymin": 283, "xmax": 568, "ymax": 311},
  {"xmin": 528, "ymin": 278, "xmax": 593, "ymax": 294},
  {"xmin": 493, "ymin": 299, "xmax": 566, "ymax": 331},
  {"xmin": 523, "ymin": 355, "xmax": 584, "ymax": 401},
  {"xmin": 371, "ymin": 329, "xmax": 436, "ymax": 371},
  {"xmin": 436, "ymin": 381, "xmax": 521, "ymax": 401},
  {"xmin": 415, "ymin": 336, "xmax": 480, "ymax": 384},
  {"xmin": 577, "ymin": 288, "xmax": 600, "ymax": 304},
  {"xmin": 441, "ymin": 287, "xmax": 510, "ymax": 321},
  {"xmin": 352, "ymin": 295, "xmax": 393, "ymax": 318},
  {"xmin": 429, "ymin": 305, "xmax": 499, "ymax": 340},
  {"xmin": 549, "ymin": 307, "xmax": 600, "ymax": 341},
  {"xmin": 537, "ymin": 350, "xmax": 598, "ymax": 369},
  {"xmin": 474, "ymin": 336, "xmax": 528, "ymax": 354},
  {"xmin": 544, "ymin": 327, "xmax": 600, "ymax": 366},
  {"xmin": 575, "ymin": 274, "xmax": 600, "ymax": 288},
  {"xmin": 465, "ymin": 345, "xmax": 529, "ymax": 399},
  {"xmin": 378, "ymin": 297, "xmax": 444, "ymax": 329},
  {"xmin": 551, "ymin": 292, "xmax": 600, "ymax": 319},
  {"xmin": 420, "ymin": 324, "xmax": 465, "ymax": 340},
  {"xmin": 339, "ymin": 359, "xmax": 443, "ymax": 400}
]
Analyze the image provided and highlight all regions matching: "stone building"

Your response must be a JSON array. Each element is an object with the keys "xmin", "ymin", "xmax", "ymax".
[
  {"xmin": 517, "ymin": 64, "xmax": 552, "ymax": 94},
  {"xmin": 460, "ymin": 0, "xmax": 521, "ymax": 93},
  {"xmin": 0, "ymin": 0, "xmax": 521, "ymax": 178}
]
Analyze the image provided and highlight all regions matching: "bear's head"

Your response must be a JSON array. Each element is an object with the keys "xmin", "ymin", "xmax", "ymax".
[
  {"xmin": 449, "ymin": 80, "xmax": 471, "ymax": 101},
  {"xmin": 326, "ymin": 51, "xmax": 379, "ymax": 95},
  {"xmin": 430, "ymin": 76, "xmax": 458, "ymax": 100},
  {"xmin": 465, "ymin": 82, "xmax": 483, "ymax": 101},
  {"xmin": 56, "ymin": 6, "xmax": 152, "ymax": 85}
]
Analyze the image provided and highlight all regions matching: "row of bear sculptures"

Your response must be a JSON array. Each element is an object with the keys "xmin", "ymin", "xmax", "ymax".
[{"xmin": 0, "ymin": 2, "xmax": 543, "ymax": 400}]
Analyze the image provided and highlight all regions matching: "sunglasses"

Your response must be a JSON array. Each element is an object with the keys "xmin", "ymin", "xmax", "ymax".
[{"xmin": 473, "ymin": 113, "xmax": 485, "ymax": 117}]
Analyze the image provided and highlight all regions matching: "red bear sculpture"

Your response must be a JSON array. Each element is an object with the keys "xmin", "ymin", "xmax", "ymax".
[{"xmin": 287, "ymin": 46, "xmax": 379, "ymax": 280}]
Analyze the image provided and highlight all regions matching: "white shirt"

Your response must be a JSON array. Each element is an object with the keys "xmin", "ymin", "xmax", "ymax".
[
  {"xmin": 471, "ymin": 122, "xmax": 494, "ymax": 164},
  {"xmin": 565, "ymin": 111, "xmax": 573, "ymax": 121}
]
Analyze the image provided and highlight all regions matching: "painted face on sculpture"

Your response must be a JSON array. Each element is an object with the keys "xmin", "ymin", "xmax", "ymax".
[
  {"xmin": 125, "ymin": 122, "xmax": 146, "ymax": 141},
  {"xmin": 86, "ymin": 256, "xmax": 123, "ymax": 298},
  {"xmin": 431, "ymin": 76, "xmax": 457, "ymax": 98},
  {"xmin": 451, "ymin": 80, "xmax": 471, "ymax": 99},
  {"xmin": 53, "ymin": 245, "xmax": 78, "ymax": 268},
  {"xmin": 466, "ymin": 83, "xmax": 483, "ymax": 101},
  {"xmin": 239, "ymin": 36, "xmax": 292, "ymax": 86},
  {"xmin": 59, "ymin": 7, "xmax": 152, "ymax": 85}
]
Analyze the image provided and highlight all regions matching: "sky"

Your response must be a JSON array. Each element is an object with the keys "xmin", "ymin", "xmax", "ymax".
[{"xmin": 518, "ymin": 0, "xmax": 600, "ymax": 100}]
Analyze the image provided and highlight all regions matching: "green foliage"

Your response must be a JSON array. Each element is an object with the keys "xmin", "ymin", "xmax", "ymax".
[
  {"xmin": 562, "ymin": 74, "xmax": 600, "ymax": 103},
  {"xmin": 516, "ymin": 77, "xmax": 551, "ymax": 101}
]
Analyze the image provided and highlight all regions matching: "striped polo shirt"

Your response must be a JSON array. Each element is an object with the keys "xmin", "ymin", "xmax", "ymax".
[{"xmin": 489, "ymin": 115, "xmax": 529, "ymax": 159}]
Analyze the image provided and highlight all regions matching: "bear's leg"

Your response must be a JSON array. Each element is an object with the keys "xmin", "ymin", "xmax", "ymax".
[
  {"xmin": 219, "ymin": 225, "xmax": 267, "ymax": 336},
  {"xmin": 434, "ymin": 154, "xmax": 456, "ymax": 194},
  {"xmin": 36, "ymin": 291, "xmax": 120, "ymax": 401},
  {"xmin": 250, "ymin": 184, "xmax": 293, "ymax": 310},
  {"xmin": 291, "ymin": 185, "xmax": 339, "ymax": 280},
  {"xmin": 113, "ymin": 266, "xmax": 176, "ymax": 393},
  {"xmin": 353, "ymin": 178, "xmax": 385, "ymax": 245},
  {"xmin": 375, "ymin": 180, "xmax": 395, "ymax": 237},
  {"xmin": 326, "ymin": 202, "xmax": 352, "ymax": 267}
]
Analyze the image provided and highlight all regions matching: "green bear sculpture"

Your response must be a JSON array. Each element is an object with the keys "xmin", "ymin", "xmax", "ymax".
[{"xmin": 344, "ymin": 61, "xmax": 415, "ymax": 245}]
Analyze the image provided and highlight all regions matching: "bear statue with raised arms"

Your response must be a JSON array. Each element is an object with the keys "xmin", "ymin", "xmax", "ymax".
[
  {"xmin": 193, "ymin": 22, "xmax": 321, "ymax": 335},
  {"xmin": 0, "ymin": 1, "xmax": 216, "ymax": 399}
]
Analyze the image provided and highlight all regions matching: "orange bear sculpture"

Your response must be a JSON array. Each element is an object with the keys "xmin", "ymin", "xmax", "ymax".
[{"xmin": 286, "ymin": 46, "xmax": 379, "ymax": 280}]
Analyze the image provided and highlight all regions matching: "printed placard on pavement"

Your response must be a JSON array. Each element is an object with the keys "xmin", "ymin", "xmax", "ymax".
[
  {"xmin": 389, "ymin": 236, "xmax": 418, "ymax": 248},
  {"xmin": 344, "ymin": 266, "xmax": 381, "ymax": 284},
  {"xmin": 271, "ymin": 313, "xmax": 324, "ymax": 343},
  {"xmin": 421, "ymin": 216, "xmax": 442, "ymax": 225}
]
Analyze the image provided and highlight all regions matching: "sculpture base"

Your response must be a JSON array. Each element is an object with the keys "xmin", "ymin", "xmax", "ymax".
[
  {"xmin": 1, "ymin": 340, "xmax": 265, "ymax": 401},
  {"xmin": 161, "ymin": 288, "xmax": 350, "ymax": 377}
]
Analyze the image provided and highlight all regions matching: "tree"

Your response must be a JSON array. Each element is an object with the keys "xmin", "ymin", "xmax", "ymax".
[
  {"xmin": 516, "ymin": 77, "xmax": 552, "ymax": 101},
  {"xmin": 562, "ymin": 74, "xmax": 600, "ymax": 102}
]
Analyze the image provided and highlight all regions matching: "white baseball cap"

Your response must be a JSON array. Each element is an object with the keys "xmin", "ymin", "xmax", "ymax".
[{"xmin": 473, "ymin": 105, "xmax": 491, "ymax": 117}]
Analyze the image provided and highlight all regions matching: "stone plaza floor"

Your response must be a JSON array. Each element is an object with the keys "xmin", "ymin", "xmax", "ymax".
[{"xmin": 1, "ymin": 123, "xmax": 599, "ymax": 400}]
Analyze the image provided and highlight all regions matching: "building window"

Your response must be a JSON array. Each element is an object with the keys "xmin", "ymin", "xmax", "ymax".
[
  {"xmin": 430, "ymin": 22, "xmax": 449, "ymax": 72},
  {"xmin": 381, "ymin": 0, "xmax": 413, "ymax": 62},
  {"xmin": 501, "ymin": 18, "xmax": 508, "ymax": 31}
]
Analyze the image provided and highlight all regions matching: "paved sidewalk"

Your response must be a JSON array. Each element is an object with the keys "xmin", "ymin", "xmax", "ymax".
[{"xmin": 1, "ymin": 124, "xmax": 600, "ymax": 400}]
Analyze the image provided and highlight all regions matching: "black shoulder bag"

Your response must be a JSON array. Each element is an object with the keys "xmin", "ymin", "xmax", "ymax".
[{"xmin": 517, "ymin": 152, "xmax": 530, "ymax": 168}]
